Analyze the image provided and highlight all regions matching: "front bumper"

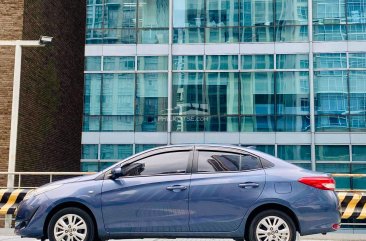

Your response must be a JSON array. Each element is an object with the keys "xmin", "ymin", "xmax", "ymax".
[{"xmin": 14, "ymin": 193, "xmax": 51, "ymax": 238}]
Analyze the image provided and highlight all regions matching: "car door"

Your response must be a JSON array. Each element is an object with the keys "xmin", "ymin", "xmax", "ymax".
[
  {"xmin": 101, "ymin": 147, "xmax": 193, "ymax": 234},
  {"xmin": 189, "ymin": 147, "xmax": 265, "ymax": 232}
]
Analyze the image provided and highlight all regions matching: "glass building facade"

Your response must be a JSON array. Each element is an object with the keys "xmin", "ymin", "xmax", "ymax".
[{"xmin": 83, "ymin": 0, "xmax": 366, "ymax": 189}]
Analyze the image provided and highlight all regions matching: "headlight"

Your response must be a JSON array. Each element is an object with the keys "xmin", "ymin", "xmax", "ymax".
[{"xmin": 23, "ymin": 184, "xmax": 63, "ymax": 201}]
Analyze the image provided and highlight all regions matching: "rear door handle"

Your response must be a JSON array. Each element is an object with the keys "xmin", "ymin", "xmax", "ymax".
[
  {"xmin": 239, "ymin": 182, "xmax": 260, "ymax": 189},
  {"xmin": 166, "ymin": 185, "xmax": 187, "ymax": 192}
]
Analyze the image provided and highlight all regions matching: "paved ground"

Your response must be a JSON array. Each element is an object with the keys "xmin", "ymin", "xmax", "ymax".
[{"xmin": 1, "ymin": 228, "xmax": 365, "ymax": 241}]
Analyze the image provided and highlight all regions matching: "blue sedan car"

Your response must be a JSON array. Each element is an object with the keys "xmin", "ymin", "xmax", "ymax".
[{"xmin": 15, "ymin": 145, "xmax": 340, "ymax": 241}]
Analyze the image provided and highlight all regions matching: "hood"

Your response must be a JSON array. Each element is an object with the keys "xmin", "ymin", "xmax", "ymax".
[{"xmin": 40, "ymin": 172, "xmax": 101, "ymax": 187}]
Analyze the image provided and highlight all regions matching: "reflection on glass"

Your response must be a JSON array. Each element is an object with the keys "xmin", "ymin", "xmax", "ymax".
[
  {"xmin": 205, "ymin": 116, "xmax": 239, "ymax": 132},
  {"xmin": 84, "ymin": 74, "xmax": 101, "ymax": 115},
  {"xmin": 206, "ymin": 55, "xmax": 238, "ymax": 70},
  {"xmin": 313, "ymin": 0, "xmax": 346, "ymax": 24},
  {"xmin": 352, "ymin": 146, "xmax": 366, "ymax": 161},
  {"xmin": 173, "ymin": 0, "xmax": 205, "ymax": 27},
  {"xmin": 205, "ymin": 27, "xmax": 239, "ymax": 43},
  {"xmin": 172, "ymin": 115, "xmax": 205, "ymax": 132},
  {"xmin": 348, "ymin": 24, "xmax": 366, "ymax": 40},
  {"xmin": 86, "ymin": 1, "xmax": 103, "ymax": 29},
  {"xmin": 137, "ymin": 56, "xmax": 168, "ymax": 70},
  {"xmin": 351, "ymin": 163, "xmax": 366, "ymax": 189},
  {"xmin": 83, "ymin": 116, "xmax": 100, "ymax": 131},
  {"xmin": 314, "ymin": 71, "xmax": 348, "ymax": 115},
  {"xmin": 86, "ymin": 29, "xmax": 103, "ymax": 44},
  {"xmin": 103, "ymin": 0, "xmax": 137, "ymax": 29},
  {"xmin": 241, "ymin": 116, "xmax": 275, "ymax": 132},
  {"xmin": 242, "ymin": 55, "xmax": 274, "ymax": 70},
  {"xmin": 138, "ymin": 0, "xmax": 169, "ymax": 28},
  {"xmin": 314, "ymin": 53, "xmax": 347, "ymax": 69},
  {"xmin": 241, "ymin": 0, "xmax": 274, "ymax": 27},
  {"xmin": 104, "ymin": 29, "xmax": 136, "ymax": 44},
  {"xmin": 349, "ymin": 54, "xmax": 366, "ymax": 69},
  {"xmin": 275, "ymin": 0, "xmax": 308, "ymax": 25},
  {"xmin": 101, "ymin": 144, "xmax": 133, "ymax": 159},
  {"xmin": 135, "ymin": 116, "xmax": 167, "ymax": 131},
  {"xmin": 206, "ymin": 0, "xmax": 239, "ymax": 27},
  {"xmin": 81, "ymin": 162, "xmax": 99, "ymax": 172},
  {"xmin": 101, "ymin": 116, "xmax": 134, "ymax": 131},
  {"xmin": 173, "ymin": 28, "xmax": 205, "ymax": 43},
  {"xmin": 276, "ymin": 72, "xmax": 310, "ymax": 115},
  {"xmin": 313, "ymin": 25, "xmax": 347, "ymax": 41},
  {"xmin": 135, "ymin": 144, "xmax": 163, "ymax": 153},
  {"xmin": 347, "ymin": 0, "xmax": 366, "ymax": 24},
  {"xmin": 248, "ymin": 145, "xmax": 275, "ymax": 156},
  {"xmin": 316, "ymin": 145, "xmax": 350, "ymax": 161},
  {"xmin": 198, "ymin": 151, "xmax": 261, "ymax": 172},
  {"xmin": 85, "ymin": 56, "xmax": 101, "ymax": 71},
  {"xmin": 103, "ymin": 56, "xmax": 135, "ymax": 71},
  {"xmin": 275, "ymin": 25, "xmax": 308, "ymax": 42},
  {"xmin": 138, "ymin": 29, "xmax": 169, "ymax": 44},
  {"xmin": 276, "ymin": 54, "xmax": 309, "ymax": 69},
  {"xmin": 276, "ymin": 115, "xmax": 310, "ymax": 131},
  {"xmin": 241, "ymin": 26, "xmax": 274, "ymax": 42},
  {"xmin": 173, "ymin": 56, "xmax": 204, "ymax": 70},
  {"xmin": 206, "ymin": 73, "xmax": 239, "ymax": 115},
  {"xmin": 82, "ymin": 144, "xmax": 98, "ymax": 159},
  {"xmin": 350, "ymin": 71, "xmax": 366, "ymax": 113},
  {"xmin": 241, "ymin": 72, "xmax": 274, "ymax": 115},
  {"xmin": 277, "ymin": 145, "xmax": 311, "ymax": 161},
  {"xmin": 316, "ymin": 115, "xmax": 349, "ymax": 131},
  {"xmin": 102, "ymin": 74, "xmax": 135, "ymax": 115},
  {"xmin": 136, "ymin": 73, "xmax": 168, "ymax": 115},
  {"xmin": 350, "ymin": 115, "xmax": 366, "ymax": 131}
]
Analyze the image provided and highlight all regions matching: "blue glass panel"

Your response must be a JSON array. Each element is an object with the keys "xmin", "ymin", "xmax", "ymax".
[
  {"xmin": 100, "ymin": 144, "xmax": 133, "ymax": 160},
  {"xmin": 104, "ymin": 0, "xmax": 136, "ymax": 29},
  {"xmin": 135, "ymin": 116, "xmax": 167, "ymax": 131},
  {"xmin": 350, "ymin": 115, "xmax": 366, "ymax": 131},
  {"xmin": 313, "ymin": 53, "xmax": 347, "ymax": 69},
  {"xmin": 85, "ymin": 57, "xmax": 101, "ymax": 71},
  {"xmin": 81, "ymin": 144, "xmax": 98, "ymax": 159},
  {"xmin": 103, "ymin": 56, "xmax": 135, "ymax": 71},
  {"xmin": 205, "ymin": 116, "xmax": 239, "ymax": 132},
  {"xmin": 241, "ymin": 27, "xmax": 274, "ymax": 42},
  {"xmin": 275, "ymin": 0, "xmax": 308, "ymax": 25},
  {"xmin": 276, "ymin": 54, "xmax": 309, "ymax": 69},
  {"xmin": 84, "ymin": 74, "xmax": 101, "ymax": 115},
  {"xmin": 242, "ymin": 55, "xmax": 274, "ymax": 70},
  {"xmin": 241, "ymin": 72, "xmax": 275, "ymax": 115},
  {"xmin": 314, "ymin": 71, "xmax": 348, "ymax": 114},
  {"xmin": 316, "ymin": 115, "xmax": 349, "ymax": 131},
  {"xmin": 135, "ymin": 144, "xmax": 164, "ymax": 153},
  {"xmin": 101, "ymin": 116, "xmax": 134, "ymax": 131},
  {"xmin": 347, "ymin": 0, "xmax": 366, "ymax": 24},
  {"xmin": 352, "ymin": 146, "xmax": 366, "ymax": 161},
  {"xmin": 173, "ymin": 56, "xmax": 204, "ymax": 70},
  {"xmin": 173, "ymin": 0, "xmax": 205, "ymax": 27},
  {"xmin": 81, "ymin": 162, "xmax": 99, "ymax": 172},
  {"xmin": 205, "ymin": 27, "xmax": 239, "ymax": 43},
  {"xmin": 316, "ymin": 163, "xmax": 350, "ymax": 189},
  {"xmin": 313, "ymin": 25, "xmax": 347, "ymax": 41},
  {"xmin": 206, "ymin": 55, "xmax": 238, "ymax": 70},
  {"xmin": 86, "ymin": 2, "xmax": 103, "ymax": 29},
  {"xmin": 276, "ymin": 115, "xmax": 310, "ymax": 132},
  {"xmin": 137, "ymin": 56, "xmax": 168, "ymax": 70},
  {"xmin": 278, "ymin": 145, "xmax": 311, "ymax": 161},
  {"xmin": 103, "ymin": 29, "xmax": 136, "ymax": 44},
  {"xmin": 348, "ymin": 24, "xmax": 366, "ymax": 40},
  {"xmin": 275, "ymin": 25, "xmax": 308, "ymax": 42},
  {"xmin": 206, "ymin": 0, "xmax": 239, "ymax": 27},
  {"xmin": 316, "ymin": 145, "xmax": 350, "ymax": 161},
  {"xmin": 136, "ymin": 73, "xmax": 168, "ymax": 115},
  {"xmin": 173, "ymin": 28, "xmax": 205, "ymax": 43},
  {"xmin": 172, "ymin": 115, "xmax": 206, "ymax": 132},
  {"xmin": 240, "ymin": 116, "xmax": 275, "ymax": 132},
  {"xmin": 138, "ymin": 29, "xmax": 169, "ymax": 44},
  {"xmin": 350, "ymin": 71, "xmax": 366, "ymax": 113},
  {"xmin": 276, "ymin": 72, "xmax": 310, "ymax": 115},
  {"xmin": 351, "ymin": 164, "xmax": 366, "ymax": 189},
  {"xmin": 241, "ymin": 0, "xmax": 274, "ymax": 27},
  {"xmin": 86, "ymin": 29, "xmax": 104, "ymax": 44},
  {"xmin": 349, "ymin": 54, "xmax": 366, "ymax": 69},
  {"xmin": 83, "ymin": 116, "xmax": 100, "ymax": 131},
  {"xmin": 313, "ymin": 0, "xmax": 346, "ymax": 24},
  {"xmin": 138, "ymin": 0, "xmax": 169, "ymax": 28},
  {"xmin": 205, "ymin": 72, "xmax": 239, "ymax": 115},
  {"xmin": 101, "ymin": 74, "xmax": 135, "ymax": 115},
  {"xmin": 251, "ymin": 145, "xmax": 275, "ymax": 156}
]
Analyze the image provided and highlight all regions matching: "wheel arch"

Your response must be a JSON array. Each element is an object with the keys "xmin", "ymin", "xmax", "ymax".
[
  {"xmin": 244, "ymin": 203, "xmax": 301, "ymax": 238},
  {"xmin": 43, "ymin": 201, "xmax": 98, "ymax": 239}
]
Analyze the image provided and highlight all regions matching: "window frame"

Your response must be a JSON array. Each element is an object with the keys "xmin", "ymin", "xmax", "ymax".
[
  {"xmin": 192, "ymin": 146, "xmax": 266, "ymax": 174},
  {"xmin": 103, "ymin": 146, "xmax": 194, "ymax": 179}
]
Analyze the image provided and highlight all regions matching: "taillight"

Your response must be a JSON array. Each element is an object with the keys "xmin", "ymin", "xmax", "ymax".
[{"xmin": 298, "ymin": 177, "xmax": 336, "ymax": 191}]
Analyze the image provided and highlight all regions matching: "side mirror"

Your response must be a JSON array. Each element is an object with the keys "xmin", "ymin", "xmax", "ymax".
[{"xmin": 110, "ymin": 167, "xmax": 123, "ymax": 179}]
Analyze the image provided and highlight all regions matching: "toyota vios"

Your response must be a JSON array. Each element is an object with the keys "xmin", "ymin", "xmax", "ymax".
[{"xmin": 15, "ymin": 145, "xmax": 340, "ymax": 241}]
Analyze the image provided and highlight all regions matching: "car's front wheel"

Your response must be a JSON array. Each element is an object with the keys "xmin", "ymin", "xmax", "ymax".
[
  {"xmin": 48, "ymin": 207, "xmax": 95, "ymax": 241},
  {"xmin": 248, "ymin": 209, "xmax": 296, "ymax": 241}
]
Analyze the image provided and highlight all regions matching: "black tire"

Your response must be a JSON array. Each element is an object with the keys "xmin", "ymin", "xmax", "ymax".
[
  {"xmin": 48, "ymin": 207, "xmax": 95, "ymax": 241},
  {"xmin": 247, "ymin": 209, "xmax": 296, "ymax": 241}
]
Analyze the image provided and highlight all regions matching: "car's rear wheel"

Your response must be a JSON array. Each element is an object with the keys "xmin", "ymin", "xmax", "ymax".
[
  {"xmin": 248, "ymin": 210, "xmax": 296, "ymax": 241},
  {"xmin": 48, "ymin": 207, "xmax": 95, "ymax": 241}
]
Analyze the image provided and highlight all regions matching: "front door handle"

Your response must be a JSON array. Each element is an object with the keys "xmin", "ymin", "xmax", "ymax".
[
  {"xmin": 166, "ymin": 185, "xmax": 187, "ymax": 192},
  {"xmin": 239, "ymin": 182, "xmax": 260, "ymax": 189}
]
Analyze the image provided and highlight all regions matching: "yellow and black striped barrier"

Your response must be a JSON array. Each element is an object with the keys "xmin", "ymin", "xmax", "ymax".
[
  {"xmin": 338, "ymin": 192, "xmax": 366, "ymax": 220},
  {"xmin": 0, "ymin": 189, "xmax": 31, "ymax": 215},
  {"xmin": 0, "ymin": 189, "xmax": 365, "ymax": 220}
]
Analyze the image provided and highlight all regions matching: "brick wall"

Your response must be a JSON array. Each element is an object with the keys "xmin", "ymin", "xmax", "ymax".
[
  {"xmin": 0, "ymin": 0, "xmax": 24, "ymax": 186},
  {"xmin": 0, "ymin": 0, "xmax": 86, "ymax": 187},
  {"xmin": 15, "ymin": 0, "xmax": 86, "ymax": 185}
]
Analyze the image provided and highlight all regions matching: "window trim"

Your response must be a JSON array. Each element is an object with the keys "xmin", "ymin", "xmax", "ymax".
[{"xmin": 192, "ymin": 148, "xmax": 265, "ymax": 174}]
